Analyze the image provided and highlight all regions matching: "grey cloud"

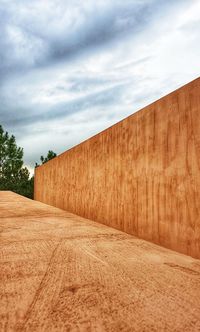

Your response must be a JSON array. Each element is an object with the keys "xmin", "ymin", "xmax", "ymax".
[
  {"xmin": 0, "ymin": 0, "xmax": 171, "ymax": 76},
  {"xmin": 2, "ymin": 82, "xmax": 128, "ymax": 128},
  {"xmin": 68, "ymin": 76, "xmax": 123, "ymax": 93}
]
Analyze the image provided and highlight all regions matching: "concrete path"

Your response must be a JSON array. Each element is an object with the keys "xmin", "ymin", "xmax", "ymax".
[{"xmin": 0, "ymin": 191, "xmax": 200, "ymax": 331}]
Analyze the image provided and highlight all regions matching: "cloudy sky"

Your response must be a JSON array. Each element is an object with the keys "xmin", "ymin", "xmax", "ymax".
[{"xmin": 0, "ymin": 0, "xmax": 199, "ymax": 174}]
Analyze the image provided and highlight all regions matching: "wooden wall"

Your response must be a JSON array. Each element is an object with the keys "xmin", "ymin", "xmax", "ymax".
[{"xmin": 34, "ymin": 78, "xmax": 200, "ymax": 259}]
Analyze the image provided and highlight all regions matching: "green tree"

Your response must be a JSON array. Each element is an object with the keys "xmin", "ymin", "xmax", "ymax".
[
  {"xmin": 0, "ymin": 124, "xmax": 34, "ymax": 198},
  {"xmin": 35, "ymin": 150, "xmax": 57, "ymax": 167}
]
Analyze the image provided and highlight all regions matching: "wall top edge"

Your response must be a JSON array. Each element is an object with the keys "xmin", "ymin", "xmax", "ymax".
[{"xmin": 35, "ymin": 76, "xmax": 200, "ymax": 172}]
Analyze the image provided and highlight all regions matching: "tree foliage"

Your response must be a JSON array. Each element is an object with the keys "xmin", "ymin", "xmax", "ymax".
[
  {"xmin": 0, "ymin": 124, "xmax": 57, "ymax": 199},
  {"xmin": 0, "ymin": 125, "xmax": 34, "ymax": 198},
  {"xmin": 35, "ymin": 150, "xmax": 57, "ymax": 167}
]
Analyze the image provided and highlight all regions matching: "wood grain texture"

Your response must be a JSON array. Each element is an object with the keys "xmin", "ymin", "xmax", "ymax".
[
  {"xmin": 1, "ymin": 191, "xmax": 200, "ymax": 331},
  {"xmin": 34, "ymin": 77, "xmax": 200, "ymax": 259}
]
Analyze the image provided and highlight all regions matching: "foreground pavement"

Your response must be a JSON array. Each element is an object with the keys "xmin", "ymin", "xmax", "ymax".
[{"xmin": 0, "ymin": 191, "xmax": 200, "ymax": 331}]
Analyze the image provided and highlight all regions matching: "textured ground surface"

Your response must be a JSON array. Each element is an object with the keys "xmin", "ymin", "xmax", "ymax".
[{"xmin": 0, "ymin": 191, "xmax": 200, "ymax": 332}]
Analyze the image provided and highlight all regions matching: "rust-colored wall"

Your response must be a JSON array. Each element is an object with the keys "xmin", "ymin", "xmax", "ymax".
[{"xmin": 34, "ymin": 78, "xmax": 200, "ymax": 258}]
